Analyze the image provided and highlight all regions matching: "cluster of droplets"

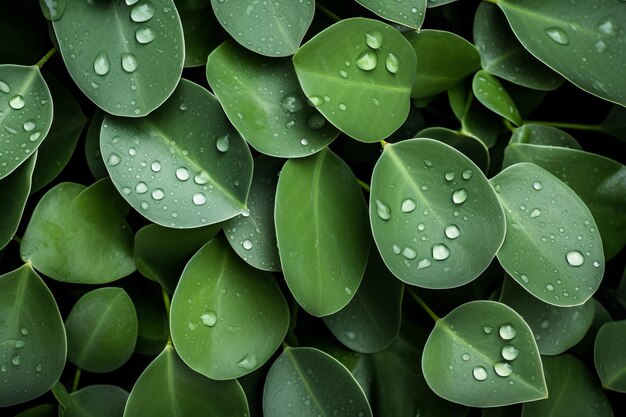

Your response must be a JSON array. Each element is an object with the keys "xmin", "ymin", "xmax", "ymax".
[
  {"xmin": 0, "ymin": 326, "xmax": 42, "ymax": 374},
  {"xmin": 468, "ymin": 323, "xmax": 520, "ymax": 382},
  {"xmin": 275, "ymin": 92, "xmax": 326, "ymax": 143},
  {"xmin": 544, "ymin": 15, "xmax": 618, "ymax": 49}
]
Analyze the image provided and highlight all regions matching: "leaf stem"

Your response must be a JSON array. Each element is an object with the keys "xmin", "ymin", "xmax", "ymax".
[
  {"xmin": 380, "ymin": 139, "xmax": 388, "ymax": 148},
  {"xmin": 71, "ymin": 367, "xmax": 82, "ymax": 392},
  {"xmin": 316, "ymin": 3, "xmax": 341, "ymax": 22},
  {"xmin": 162, "ymin": 288, "xmax": 173, "ymax": 345},
  {"xmin": 407, "ymin": 288, "xmax": 440, "ymax": 322},
  {"xmin": 281, "ymin": 341, "xmax": 290, "ymax": 350},
  {"xmin": 12, "ymin": 235, "xmax": 22, "ymax": 244},
  {"xmin": 36, "ymin": 47, "xmax": 57, "ymax": 69},
  {"xmin": 356, "ymin": 178, "xmax": 370, "ymax": 193},
  {"xmin": 503, "ymin": 119, "xmax": 516, "ymax": 133},
  {"xmin": 523, "ymin": 120, "xmax": 603, "ymax": 132}
]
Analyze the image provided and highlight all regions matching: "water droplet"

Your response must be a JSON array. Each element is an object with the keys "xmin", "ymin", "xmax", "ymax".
[
  {"xmin": 345, "ymin": 331, "xmax": 357, "ymax": 340},
  {"xmin": 0, "ymin": 80, "xmax": 10, "ymax": 94},
  {"xmin": 593, "ymin": 260, "xmax": 600, "ymax": 268},
  {"xmin": 532, "ymin": 181, "xmax": 543, "ymax": 190},
  {"xmin": 540, "ymin": 320, "xmax": 550, "ymax": 329},
  {"xmin": 194, "ymin": 172, "xmax": 209, "ymax": 185},
  {"xmin": 216, "ymin": 134, "xmax": 229, "ymax": 152},
  {"xmin": 483, "ymin": 326, "xmax": 493, "ymax": 334},
  {"xmin": 344, "ymin": 286, "xmax": 352, "ymax": 296},
  {"xmin": 444, "ymin": 172, "xmax": 455, "ymax": 181},
  {"xmin": 187, "ymin": 322, "xmax": 196, "ymax": 331},
  {"xmin": 141, "ymin": 201, "xmax": 149, "ymax": 210},
  {"xmin": 121, "ymin": 52, "xmax": 138, "ymax": 73},
  {"xmin": 308, "ymin": 95, "xmax": 324, "ymax": 107},
  {"xmin": 473, "ymin": 366, "xmax": 488, "ymax": 381},
  {"xmin": 598, "ymin": 16, "xmax": 617, "ymax": 35},
  {"xmin": 40, "ymin": 0, "xmax": 67, "ymax": 21},
  {"xmin": 375, "ymin": 199, "xmax": 391, "ymax": 220},
  {"xmin": 135, "ymin": 182, "xmax": 148, "ymax": 194},
  {"xmin": 402, "ymin": 246, "xmax": 417, "ymax": 260},
  {"xmin": 392, "ymin": 244, "xmax": 401, "ymax": 255},
  {"xmin": 499, "ymin": 324, "xmax": 517, "ymax": 340},
  {"xmin": 135, "ymin": 26, "xmax": 156, "ymax": 44},
  {"xmin": 15, "ymin": 340, "xmax": 26, "ymax": 348},
  {"xmin": 0, "ymin": 364, "xmax": 6, "ymax": 372},
  {"xmin": 501, "ymin": 345, "xmax": 519, "ymax": 361},
  {"xmin": 595, "ymin": 40, "xmax": 607, "ymax": 53},
  {"xmin": 566, "ymin": 250, "xmax": 585, "ymax": 266},
  {"xmin": 128, "ymin": 147, "xmax": 137, "ymax": 156},
  {"xmin": 546, "ymin": 283, "xmax": 554, "ymax": 292},
  {"xmin": 356, "ymin": 50, "xmax": 377, "ymax": 71},
  {"xmin": 307, "ymin": 113, "xmax": 325, "ymax": 130},
  {"xmin": 93, "ymin": 50, "xmax": 110, "ymax": 76},
  {"xmin": 29, "ymin": 132, "xmax": 41, "ymax": 142},
  {"xmin": 176, "ymin": 167, "xmax": 190, "ymax": 181},
  {"xmin": 284, "ymin": 120, "xmax": 296, "ymax": 129},
  {"xmin": 365, "ymin": 30, "xmax": 383, "ymax": 49},
  {"xmin": 35, "ymin": 363, "xmax": 43, "ymax": 372},
  {"xmin": 151, "ymin": 188, "xmax": 165, "ymax": 200},
  {"xmin": 417, "ymin": 258, "xmax": 431, "ymax": 269},
  {"xmin": 193, "ymin": 192, "xmax": 207, "ymax": 206},
  {"xmin": 521, "ymin": 274, "xmax": 529, "ymax": 283},
  {"xmin": 9, "ymin": 95, "xmax": 25, "ymax": 110},
  {"xmin": 11, "ymin": 355, "xmax": 21, "ymax": 366},
  {"xmin": 299, "ymin": 138, "xmax": 309, "ymax": 146},
  {"xmin": 462, "ymin": 169, "xmax": 473, "ymax": 180},
  {"xmin": 445, "ymin": 225, "xmax": 460, "ymax": 239},
  {"xmin": 432, "ymin": 244, "xmax": 450, "ymax": 260},
  {"xmin": 107, "ymin": 153, "xmax": 121, "ymax": 167},
  {"xmin": 385, "ymin": 53, "xmax": 400, "ymax": 74},
  {"xmin": 151, "ymin": 161, "xmax": 161, "ymax": 172},
  {"xmin": 417, "ymin": 223, "xmax": 425, "ymax": 231},
  {"xmin": 23, "ymin": 121, "xmax": 36, "ymax": 131},
  {"xmin": 401, "ymin": 198, "xmax": 416, "ymax": 213},
  {"xmin": 462, "ymin": 353, "xmax": 470, "ymax": 361},
  {"xmin": 131, "ymin": 1, "xmax": 156, "ymax": 22},
  {"xmin": 545, "ymin": 27, "xmax": 569, "ymax": 45},
  {"xmin": 452, "ymin": 189, "xmax": 468, "ymax": 204},
  {"xmin": 528, "ymin": 208, "xmax": 542, "ymax": 218},
  {"xmin": 494, "ymin": 362, "xmax": 513, "ymax": 377},
  {"xmin": 20, "ymin": 327, "xmax": 28, "ymax": 335},
  {"xmin": 280, "ymin": 93, "xmax": 304, "ymax": 113},
  {"xmin": 201, "ymin": 311, "xmax": 217, "ymax": 327},
  {"xmin": 122, "ymin": 186, "xmax": 132, "ymax": 195},
  {"xmin": 126, "ymin": 0, "xmax": 140, "ymax": 5},
  {"xmin": 237, "ymin": 354, "xmax": 257, "ymax": 370},
  {"xmin": 338, "ymin": 103, "xmax": 347, "ymax": 111}
]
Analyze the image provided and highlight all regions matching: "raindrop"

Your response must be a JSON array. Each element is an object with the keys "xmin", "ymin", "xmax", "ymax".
[
  {"xmin": 237, "ymin": 354, "xmax": 257, "ymax": 370},
  {"xmin": 483, "ymin": 326, "xmax": 493, "ymax": 334},
  {"xmin": 192, "ymin": 192, "xmax": 207, "ymax": 206},
  {"xmin": 365, "ymin": 30, "xmax": 383, "ymax": 49},
  {"xmin": 521, "ymin": 274, "xmax": 529, "ymax": 283},
  {"xmin": 201, "ymin": 311, "xmax": 217, "ymax": 327},
  {"xmin": 417, "ymin": 258, "xmax": 431, "ymax": 269},
  {"xmin": 473, "ymin": 366, "xmax": 488, "ymax": 381},
  {"xmin": 445, "ymin": 225, "xmax": 460, "ymax": 239},
  {"xmin": 20, "ymin": 327, "xmax": 28, "ymax": 335},
  {"xmin": 462, "ymin": 169, "xmax": 473, "ymax": 180},
  {"xmin": 194, "ymin": 172, "xmax": 209, "ymax": 185},
  {"xmin": 23, "ymin": 121, "xmax": 36, "ymax": 131},
  {"xmin": 308, "ymin": 95, "xmax": 324, "ymax": 107},
  {"xmin": 444, "ymin": 172, "xmax": 455, "ymax": 181},
  {"xmin": 176, "ymin": 167, "xmax": 190, "ymax": 181},
  {"xmin": 339, "ymin": 70, "xmax": 348, "ymax": 78},
  {"xmin": 530, "ymin": 208, "xmax": 542, "ymax": 218},
  {"xmin": 280, "ymin": 93, "xmax": 304, "ymax": 113},
  {"xmin": 300, "ymin": 138, "xmax": 309, "ymax": 146},
  {"xmin": 566, "ymin": 250, "xmax": 585, "ymax": 266},
  {"xmin": 107, "ymin": 153, "xmax": 121, "ymax": 167},
  {"xmin": 0, "ymin": 364, "xmax": 6, "ymax": 372},
  {"xmin": 424, "ymin": 160, "xmax": 432, "ymax": 167},
  {"xmin": 544, "ymin": 27, "xmax": 569, "ymax": 45},
  {"xmin": 595, "ymin": 40, "xmax": 607, "ymax": 53},
  {"xmin": 151, "ymin": 188, "xmax": 165, "ymax": 200},
  {"xmin": 338, "ymin": 103, "xmax": 347, "ymax": 111},
  {"xmin": 532, "ymin": 181, "xmax": 543, "ymax": 190},
  {"xmin": 141, "ymin": 201, "xmax": 149, "ymax": 210},
  {"xmin": 135, "ymin": 182, "xmax": 148, "ymax": 194},
  {"xmin": 540, "ymin": 320, "xmax": 550, "ymax": 329},
  {"xmin": 187, "ymin": 322, "xmax": 196, "ymax": 331},
  {"xmin": 122, "ymin": 187, "xmax": 131, "ymax": 195},
  {"xmin": 494, "ymin": 362, "xmax": 513, "ymax": 377},
  {"xmin": 131, "ymin": 1, "xmax": 156, "ymax": 22},
  {"xmin": 546, "ymin": 283, "xmax": 554, "ymax": 292},
  {"xmin": 375, "ymin": 199, "xmax": 391, "ymax": 220},
  {"xmin": 35, "ymin": 363, "xmax": 43, "ymax": 372},
  {"xmin": 499, "ymin": 324, "xmax": 517, "ymax": 340},
  {"xmin": 216, "ymin": 134, "xmax": 230, "ymax": 152},
  {"xmin": 151, "ymin": 161, "xmax": 161, "ymax": 172},
  {"xmin": 402, "ymin": 246, "xmax": 417, "ymax": 260},
  {"xmin": 307, "ymin": 113, "xmax": 325, "ymax": 130},
  {"xmin": 242, "ymin": 239, "xmax": 253, "ymax": 250},
  {"xmin": 0, "ymin": 80, "xmax": 10, "ymax": 94},
  {"xmin": 93, "ymin": 50, "xmax": 110, "ymax": 76},
  {"xmin": 385, "ymin": 53, "xmax": 400, "ymax": 74},
  {"xmin": 11, "ymin": 355, "xmax": 21, "ymax": 366},
  {"xmin": 593, "ymin": 260, "xmax": 600, "ymax": 268},
  {"xmin": 432, "ymin": 244, "xmax": 450, "ymax": 260},
  {"xmin": 126, "ymin": 0, "xmax": 140, "ymax": 4},
  {"xmin": 128, "ymin": 147, "xmax": 137, "ymax": 156},
  {"xmin": 452, "ymin": 189, "xmax": 468, "ymax": 204},
  {"xmin": 121, "ymin": 52, "xmax": 138, "ymax": 73},
  {"xmin": 462, "ymin": 353, "xmax": 470, "ymax": 361},
  {"xmin": 345, "ymin": 331, "xmax": 357, "ymax": 340},
  {"xmin": 501, "ymin": 345, "xmax": 519, "ymax": 361},
  {"xmin": 135, "ymin": 26, "xmax": 156, "ymax": 44},
  {"xmin": 401, "ymin": 198, "xmax": 416, "ymax": 213},
  {"xmin": 392, "ymin": 244, "xmax": 401, "ymax": 255},
  {"xmin": 40, "ymin": 0, "xmax": 67, "ymax": 21},
  {"xmin": 355, "ymin": 50, "xmax": 378, "ymax": 71},
  {"xmin": 29, "ymin": 132, "xmax": 41, "ymax": 142},
  {"xmin": 417, "ymin": 223, "xmax": 425, "ymax": 231},
  {"xmin": 9, "ymin": 95, "xmax": 25, "ymax": 110},
  {"xmin": 15, "ymin": 340, "xmax": 26, "ymax": 349},
  {"xmin": 344, "ymin": 286, "xmax": 352, "ymax": 295},
  {"xmin": 598, "ymin": 17, "xmax": 617, "ymax": 35}
]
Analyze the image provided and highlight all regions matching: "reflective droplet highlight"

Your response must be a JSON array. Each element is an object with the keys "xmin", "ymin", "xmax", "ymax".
[
  {"xmin": 192, "ymin": 192, "xmax": 207, "ymax": 206},
  {"xmin": 135, "ymin": 182, "xmax": 148, "ymax": 194},
  {"xmin": 444, "ymin": 172, "xmax": 455, "ymax": 181},
  {"xmin": 365, "ymin": 30, "xmax": 383, "ymax": 49},
  {"xmin": 135, "ymin": 26, "xmax": 156, "ymax": 44},
  {"xmin": 131, "ymin": 1, "xmax": 156, "ymax": 22},
  {"xmin": 401, "ymin": 198, "xmax": 416, "ymax": 213},
  {"xmin": 452, "ymin": 189, "xmax": 468, "ymax": 204},
  {"xmin": 545, "ymin": 27, "xmax": 569, "ymax": 45},
  {"xmin": 473, "ymin": 366, "xmax": 488, "ymax": 381},
  {"xmin": 23, "ymin": 121, "xmax": 36, "ymax": 131},
  {"xmin": 532, "ymin": 181, "xmax": 543, "ymax": 190},
  {"xmin": 494, "ymin": 362, "xmax": 513, "ymax": 377},
  {"xmin": 280, "ymin": 93, "xmax": 304, "ymax": 113},
  {"xmin": 151, "ymin": 188, "xmax": 165, "ymax": 200},
  {"xmin": 444, "ymin": 225, "xmax": 460, "ymax": 239},
  {"xmin": 0, "ymin": 80, "xmax": 10, "ymax": 94},
  {"xmin": 201, "ymin": 311, "xmax": 217, "ymax": 327},
  {"xmin": 237, "ymin": 354, "xmax": 257, "ymax": 370},
  {"xmin": 402, "ymin": 246, "xmax": 417, "ymax": 260},
  {"xmin": 356, "ymin": 50, "xmax": 378, "ymax": 71},
  {"xmin": 530, "ymin": 208, "xmax": 542, "ymax": 218},
  {"xmin": 93, "ymin": 50, "xmax": 110, "ymax": 76},
  {"xmin": 566, "ymin": 250, "xmax": 585, "ymax": 267},
  {"xmin": 216, "ymin": 134, "xmax": 230, "ymax": 152},
  {"xmin": 176, "ymin": 167, "xmax": 190, "ymax": 181},
  {"xmin": 107, "ymin": 153, "xmax": 121, "ymax": 167},
  {"xmin": 385, "ymin": 53, "xmax": 400, "ymax": 74},
  {"xmin": 9, "ymin": 95, "xmax": 25, "ymax": 110},
  {"xmin": 121, "ymin": 52, "xmax": 138, "ymax": 73},
  {"xmin": 501, "ymin": 345, "xmax": 519, "ymax": 361},
  {"xmin": 375, "ymin": 199, "xmax": 391, "ymax": 220},
  {"xmin": 432, "ymin": 244, "xmax": 450, "ymax": 260},
  {"xmin": 499, "ymin": 324, "xmax": 517, "ymax": 340}
]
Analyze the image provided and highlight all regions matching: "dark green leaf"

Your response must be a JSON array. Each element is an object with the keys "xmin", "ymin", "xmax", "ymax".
[
  {"xmin": 355, "ymin": 0, "xmax": 426, "ymax": 29},
  {"xmin": 175, "ymin": 0, "xmax": 223, "ymax": 67},
  {"xmin": 84, "ymin": 110, "xmax": 108, "ymax": 180},
  {"xmin": 509, "ymin": 124, "xmax": 581, "ymax": 149},
  {"xmin": 472, "ymin": 70, "xmax": 522, "ymax": 125},
  {"xmin": 594, "ymin": 320, "xmax": 626, "ymax": 392},
  {"xmin": 0, "ymin": 153, "xmax": 35, "ymax": 250},
  {"xmin": 63, "ymin": 385, "xmax": 128, "ymax": 417},
  {"xmin": 417, "ymin": 127, "xmax": 490, "ymax": 173}
]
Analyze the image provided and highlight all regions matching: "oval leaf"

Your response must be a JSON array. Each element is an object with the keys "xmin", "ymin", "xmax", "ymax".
[
  {"xmin": 509, "ymin": 124, "xmax": 581, "ymax": 149},
  {"xmin": 472, "ymin": 70, "xmax": 522, "ymax": 125},
  {"xmin": 355, "ymin": 0, "xmax": 426, "ymax": 29},
  {"xmin": 594, "ymin": 320, "xmax": 626, "ymax": 392},
  {"xmin": 370, "ymin": 138, "xmax": 505, "ymax": 288},
  {"xmin": 176, "ymin": 0, "xmax": 223, "ymax": 67},
  {"xmin": 422, "ymin": 300, "xmax": 547, "ymax": 407},
  {"xmin": 0, "ymin": 152, "xmax": 35, "ymax": 250},
  {"xmin": 417, "ymin": 127, "xmax": 490, "ymax": 173},
  {"xmin": 64, "ymin": 385, "xmax": 128, "ymax": 417}
]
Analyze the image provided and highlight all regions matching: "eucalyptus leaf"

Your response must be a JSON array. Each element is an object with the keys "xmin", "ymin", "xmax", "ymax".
[
  {"xmin": 422, "ymin": 300, "xmax": 547, "ymax": 407},
  {"xmin": 370, "ymin": 138, "xmax": 505, "ymax": 288},
  {"xmin": 355, "ymin": 0, "xmax": 426, "ymax": 29},
  {"xmin": 509, "ymin": 124, "xmax": 581, "ymax": 150},
  {"xmin": 170, "ymin": 237, "xmax": 289, "ymax": 380},
  {"xmin": 20, "ymin": 179, "xmax": 136, "ymax": 284},
  {"xmin": 175, "ymin": 0, "xmax": 223, "ymax": 67},
  {"xmin": 0, "ymin": 152, "xmax": 35, "ymax": 250},
  {"xmin": 0, "ymin": 64, "xmax": 53, "ymax": 180},
  {"xmin": 492, "ymin": 163, "xmax": 605, "ymax": 307},
  {"xmin": 448, "ymin": 82, "xmax": 502, "ymax": 148},
  {"xmin": 275, "ymin": 148, "xmax": 371, "ymax": 316},
  {"xmin": 0, "ymin": 264, "xmax": 66, "ymax": 407},
  {"xmin": 293, "ymin": 18, "xmax": 417, "ymax": 142},
  {"xmin": 101, "ymin": 78, "xmax": 253, "ymax": 228},
  {"xmin": 594, "ymin": 320, "xmax": 626, "ymax": 392},
  {"xmin": 53, "ymin": 0, "xmax": 184, "ymax": 117},
  {"xmin": 416, "ymin": 127, "xmax": 490, "ymax": 173},
  {"xmin": 63, "ymin": 385, "xmax": 128, "ymax": 417},
  {"xmin": 472, "ymin": 70, "xmax": 522, "ymax": 125}
]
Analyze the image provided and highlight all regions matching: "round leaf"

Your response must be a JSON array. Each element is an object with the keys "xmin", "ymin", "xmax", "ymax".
[
  {"xmin": 176, "ymin": 0, "xmax": 223, "ymax": 67},
  {"xmin": 594, "ymin": 320, "xmax": 626, "ymax": 392},
  {"xmin": 206, "ymin": 40, "xmax": 338, "ymax": 158},
  {"xmin": 492, "ymin": 162, "xmax": 605, "ymax": 306},
  {"xmin": 263, "ymin": 347, "xmax": 373, "ymax": 417},
  {"xmin": 124, "ymin": 345, "xmax": 249, "ymax": 417},
  {"xmin": 65, "ymin": 287, "xmax": 138, "ymax": 373},
  {"xmin": 0, "ymin": 264, "xmax": 66, "ymax": 407},
  {"xmin": 20, "ymin": 179, "xmax": 136, "ymax": 284},
  {"xmin": 275, "ymin": 148, "xmax": 371, "ymax": 316},
  {"xmin": 417, "ymin": 127, "xmax": 490, "ymax": 173},
  {"xmin": 422, "ymin": 300, "xmax": 547, "ymax": 407},
  {"xmin": 101, "ymin": 78, "xmax": 253, "ymax": 228},
  {"xmin": 63, "ymin": 385, "xmax": 128, "ymax": 417},
  {"xmin": 355, "ymin": 0, "xmax": 426, "ymax": 29},
  {"xmin": 293, "ymin": 18, "xmax": 417, "ymax": 142},
  {"xmin": 370, "ymin": 138, "xmax": 505, "ymax": 288},
  {"xmin": 472, "ymin": 70, "xmax": 522, "ymax": 126},
  {"xmin": 211, "ymin": 0, "xmax": 314, "ymax": 57},
  {"xmin": 0, "ymin": 64, "xmax": 53, "ymax": 180},
  {"xmin": 170, "ymin": 237, "xmax": 289, "ymax": 380},
  {"xmin": 509, "ymin": 124, "xmax": 581, "ymax": 150},
  {"xmin": 52, "ymin": 0, "xmax": 184, "ymax": 117},
  {"xmin": 0, "ymin": 152, "xmax": 35, "ymax": 250}
]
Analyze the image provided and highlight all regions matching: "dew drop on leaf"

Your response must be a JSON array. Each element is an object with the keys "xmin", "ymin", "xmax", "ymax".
[
  {"xmin": 501, "ymin": 345, "xmax": 519, "ymax": 361},
  {"xmin": 494, "ymin": 362, "xmax": 513, "ymax": 377},
  {"xmin": 176, "ymin": 167, "xmax": 190, "ymax": 181},
  {"xmin": 375, "ymin": 199, "xmax": 391, "ymax": 220},
  {"xmin": 192, "ymin": 192, "xmax": 207, "ymax": 206},
  {"xmin": 355, "ymin": 50, "xmax": 377, "ymax": 71},
  {"xmin": 544, "ymin": 27, "xmax": 569, "ymax": 45},
  {"xmin": 135, "ymin": 26, "xmax": 156, "ymax": 44},
  {"xmin": 452, "ymin": 189, "xmax": 468, "ymax": 204},
  {"xmin": 472, "ymin": 366, "xmax": 488, "ymax": 381},
  {"xmin": 532, "ymin": 181, "xmax": 543, "ymax": 190},
  {"xmin": 9, "ymin": 95, "xmax": 25, "ymax": 110},
  {"xmin": 93, "ymin": 50, "xmax": 110, "ymax": 76},
  {"xmin": 401, "ymin": 198, "xmax": 416, "ymax": 213},
  {"xmin": 385, "ymin": 53, "xmax": 400, "ymax": 74},
  {"xmin": 432, "ymin": 243, "xmax": 450, "ymax": 260},
  {"xmin": 216, "ymin": 134, "xmax": 230, "ymax": 152},
  {"xmin": 200, "ymin": 311, "xmax": 217, "ymax": 327},
  {"xmin": 566, "ymin": 250, "xmax": 585, "ymax": 266},
  {"xmin": 365, "ymin": 30, "xmax": 383, "ymax": 49},
  {"xmin": 445, "ymin": 225, "xmax": 460, "ymax": 239},
  {"xmin": 131, "ymin": 1, "xmax": 156, "ymax": 23},
  {"xmin": 121, "ymin": 52, "xmax": 138, "ymax": 73},
  {"xmin": 499, "ymin": 324, "xmax": 517, "ymax": 340},
  {"xmin": 0, "ymin": 80, "xmax": 10, "ymax": 93}
]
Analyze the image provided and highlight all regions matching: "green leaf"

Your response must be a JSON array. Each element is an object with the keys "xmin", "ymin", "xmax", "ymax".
[
  {"xmin": 224, "ymin": 155, "xmax": 281, "ymax": 271},
  {"xmin": 15, "ymin": 403, "xmax": 58, "ymax": 417},
  {"xmin": 323, "ymin": 249, "xmax": 404, "ymax": 354},
  {"xmin": 0, "ymin": 64, "xmax": 53, "ymax": 180},
  {"xmin": 263, "ymin": 347, "xmax": 372, "ymax": 417},
  {"xmin": 63, "ymin": 385, "xmax": 128, "ymax": 417},
  {"xmin": 521, "ymin": 355, "xmax": 613, "ymax": 417},
  {"xmin": 600, "ymin": 105, "xmax": 626, "ymax": 141},
  {"xmin": 422, "ymin": 300, "xmax": 547, "ymax": 407},
  {"xmin": 175, "ymin": 0, "xmax": 223, "ymax": 67},
  {"xmin": 52, "ymin": 0, "xmax": 184, "ymax": 117},
  {"xmin": 497, "ymin": 0, "xmax": 626, "ymax": 107},
  {"xmin": 355, "ymin": 0, "xmax": 426, "ymax": 29},
  {"xmin": 65, "ymin": 287, "xmax": 138, "ymax": 373},
  {"xmin": 499, "ymin": 277, "xmax": 595, "ymax": 355},
  {"xmin": 293, "ymin": 18, "xmax": 417, "ymax": 142},
  {"xmin": 207, "ymin": 40, "xmax": 338, "ymax": 158},
  {"xmin": 211, "ymin": 0, "xmax": 314, "ymax": 57},
  {"xmin": 503, "ymin": 143, "xmax": 626, "ymax": 260},
  {"xmin": 275, "ymin": 148, "xmax": 371, "ymax": 316},
  {"xmin": 124, "ymin": 345, "xmax": 249, "ymax": 417},
  {"xmin": 0, "ymin": 152, "xmax": 35, "ymax": 250},
  {"xmin": 370, "ymin": 139, "xmax": 505, "ymax": 288},
  {"xmin": 509, "ymin": 124, "xmax": 581, "ymax": 149},
  {"xmin": 426, "ymin": 0, "xmax": 458, "ymax": 7},
  {"xmin": 126, "ymin": 281, "xmax": 168, "ymax": 356},
  {"xmin": 20, "ymin": 179, "xmax": 136, "ymax": 284},
  {"xmin": 417, "ymin": 127, "xmax": 490, "ymax": 173},
  {"xmin": 0, "ymin": 264, "xmax": 66, "ymax": 407},
  {"xmin": 84, "ymin": 110, "xmax": 108, "ymax": 180},
  {"xmin": 170, "ymin": 237, "xmax": 289, "ymax": 380},
  {"xmin": 472, "ymin": 70, "xmax": 522, "ymax": 125},
  {"xmin": 492, "ymin": 163, "xmax": 605, "ymax": 307},
  {"xmin": 594, "ymin": 320, "xmax": 626, "ymax": 392},
  {"xmin": 101, "ymin": 78, "xmax": 253, "ymax": 228},
  {"xmin": 405, "ymin": 30, "xmax": 480, "ymax": 99},
  {"xmin": 473, "ymin": 3, "xmax": 563, "ymax": 91}
]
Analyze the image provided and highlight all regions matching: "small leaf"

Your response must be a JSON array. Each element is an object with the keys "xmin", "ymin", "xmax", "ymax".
[
  {"xmin": 63, "ymin": 385, "xmax": 128, "ymax": 417},
  {"xmin": 422, "ymin": 300, "xmax": 547, "ymax": 407},
  {"xmin": 176, "ymin": 0, "xmax": 223, "ymax": 67},
  {"xmin": 84, "ymin": 110, "xmax": 108, "ymax": 180},
  {"xmin": 492, "ymin": 163, "xmax": 605, "ymax": 307},
  {"xmin": 170, "ymin": 237, "xmax": 289, "ymax": 380},
  {"xmin": 594, "ymin": 320, "xmax": 626, "ymax": 392},
  {"xmin": 355, "ymin": 0, "xmax": 427, "ymax": 29},
  {"xmin": 263, "ymin": 347, "xmax": 373, "ymax": 417},
  {"xmin": 0, "ymin": 64, "xmax": 53, "ymax": 180},
  {"xmin": 65, "ymin": 287, "xmax": 138, "ymax": 373},
  {"xmin": 0, "ymin": 264, "xmax": 66, "ymax": 407},
  {"xmin": 14, "ymin": 403, "xmax": 58, "ymax": 417},
  {"xmin": 0, "ymin": 152, "xmax": 35, "ymax": 250},
  {"xmin": 509, "ymin": 124, "xmax": 581, "ymax": 150},
  {"xmin": 370, "ymin": 139, "xmax": 505, "ymax": 288},
  {"xmin": 472, "ymin": 70, "xmax": 522, "ymax": 125},
  {"xmin": 417, "ymin": 127, "xmax": 490, "ymax": 173},
  {"xmin": 275, "ymin": 148, "xmax": 371, "ymax": 316}
]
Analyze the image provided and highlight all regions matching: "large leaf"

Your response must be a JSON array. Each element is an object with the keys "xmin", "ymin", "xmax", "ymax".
[
  {"xmin": 53, "ymin": 0, "xmax": 184, "ymax": 116},
  {"xmin": 62, "ymin": 385, "xmax": 128, "ymax": 417},
  {"xmin": 263, "ymin": 347, "xmax": 373, "ymax": 417},
  {"xmin": 355, "ymin": 0, "xmax": 426, "ymax": 29},
  {"xmin": 492, "ymin": 163, "xmax": 605, "ymax": 307},
  {"xmin": 170, "ymin": 237, "xmax": 289, "ymax": 380},
  {"xmin": 101, "ymin": 78, "xmax": 253, "ymax": 228},
  {"xmin": 0, "ymin": 264, "xmax": 66, "ymax": 407},
  {"xmin": 417, "ymin": 127, "xmax": 490, "ymax": 173},
  {"xmin": 594, "ymin": 320, "xmax": 626, "ymax": 392},
  {"xmin": 15, "ymin": 404, "xmax": 58, "ymax": 417},
  {"xmin": 20, "ymin": 179, "xmax": 136, "ymax": 284},
  {"xmin": 0, "ymin": 152, "xmax": 35, "ymax": 250},
  {"xmin": 472, "ymin": 70, "xmax": 522, "ymax": 125},
  {"xmin": 370, "ymin": 139, "xmax": 505, "ymax": 288},
  {"xmin": 422, "ymin": 300, "xmax": 547, "ymax": 407},
  {"xmin": 211, "ymin": 0, "xmax": 314, "ymax": 57},
  {"xmin": 124, "ymin": 345, "xmax": 249, "ymax": 417},
  {"xmin": 498, "ymin": 0, "xmax": 626, "ymax": 107},
  {"xmin": 275, "ymin": 148, "xmax": 371, "ymax": 316},
  {"xmin": 0, "ymin": 64, "xmax": 53, "ymax": 180},
  {"xmin": 293, "ymin": 18, "xmax": 417, "ymax": 142}
]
